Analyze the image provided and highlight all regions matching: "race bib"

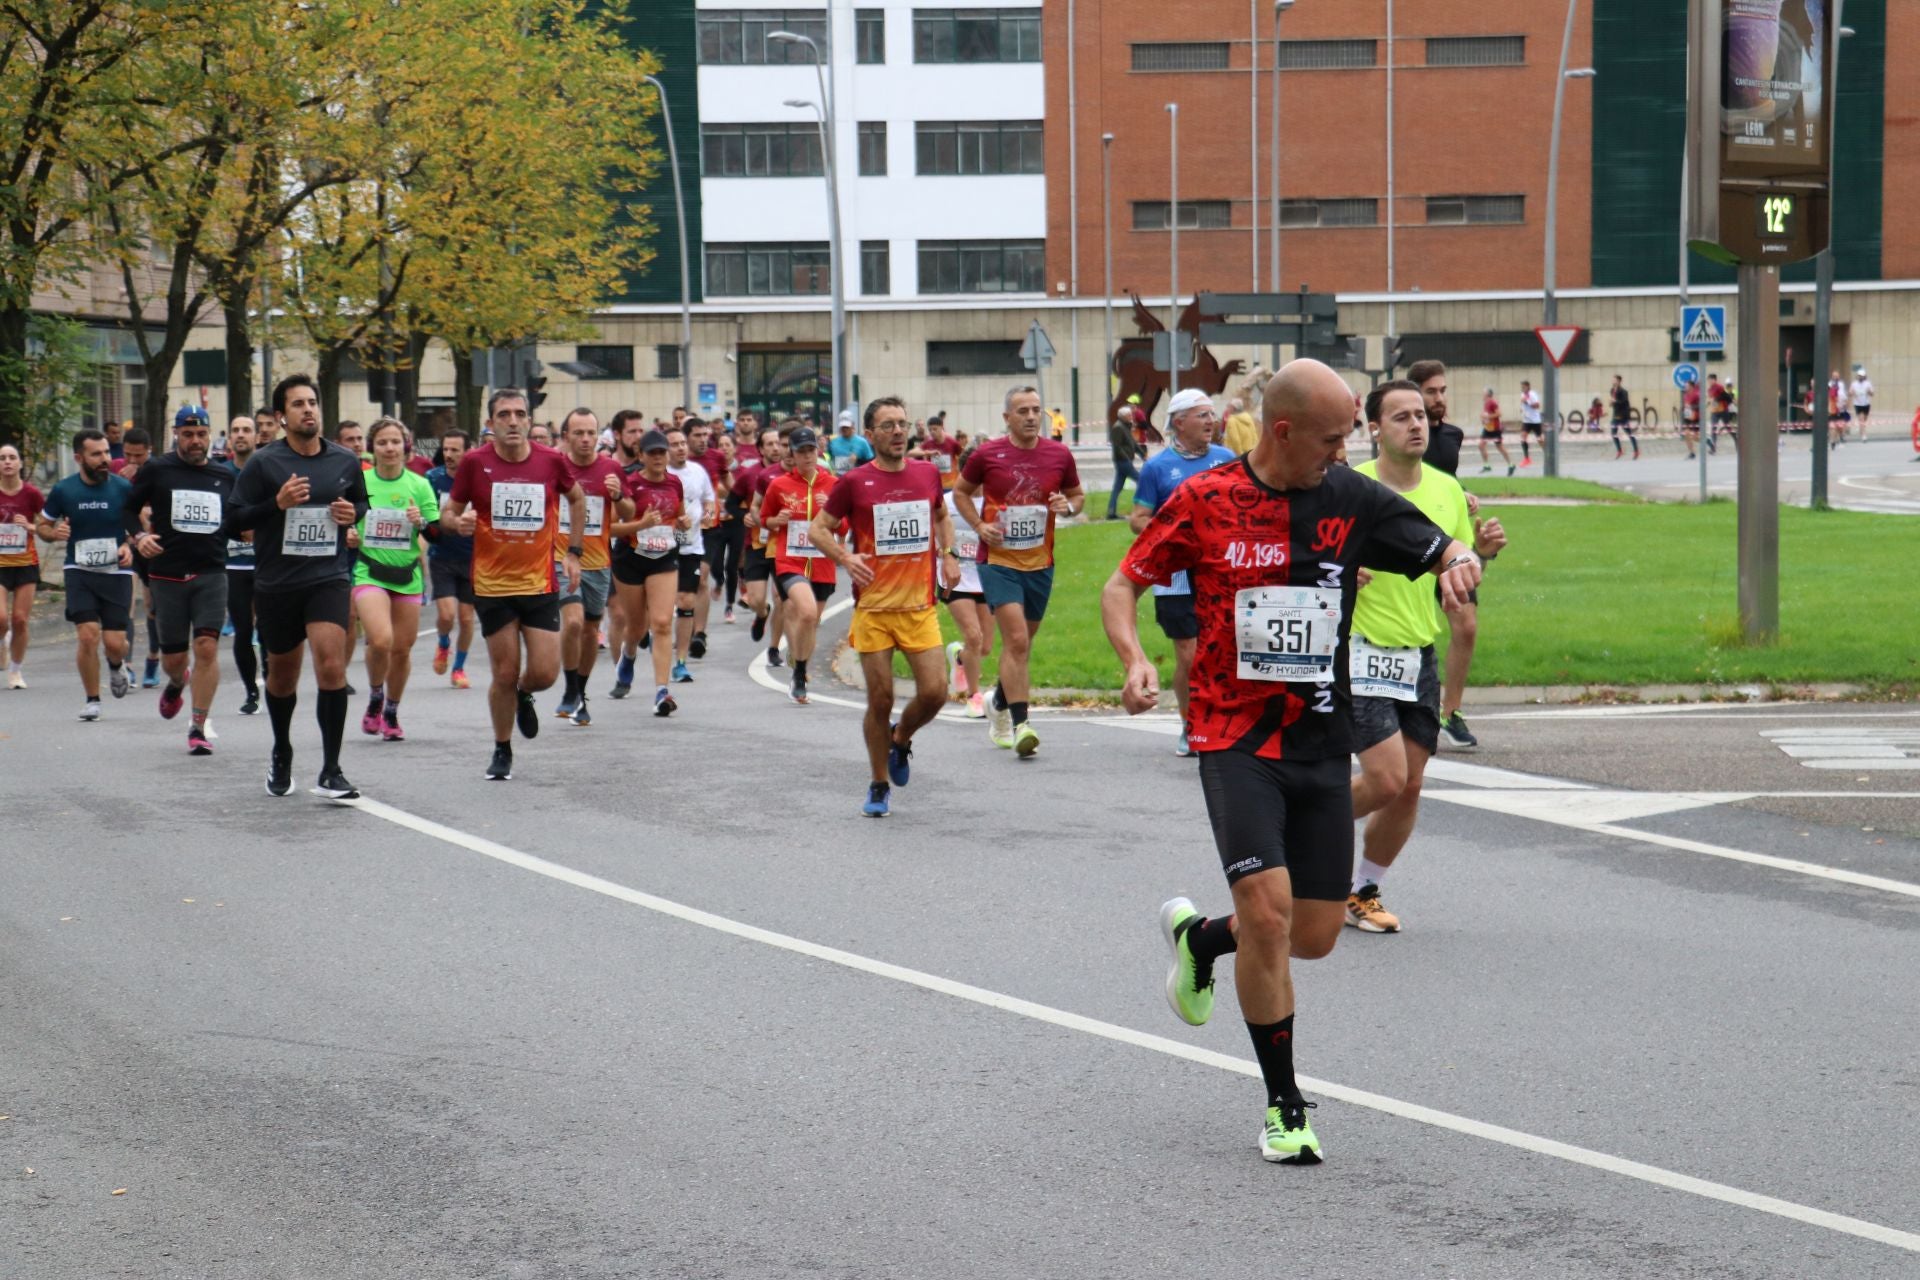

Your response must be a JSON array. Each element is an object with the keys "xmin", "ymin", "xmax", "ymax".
[
  {"xmin": 1349, "ymin": 638, "xmax": 1421, "ymax": 702},
  {"xmin": 559, "ymin": 496, "xmax": 605, "ymax": 538},
  {"xmin": 0, "ymin": 523, "xmax": 28, "ymax": 553},
  {"xmin": 364, "ymin": 507, "xmax": 413, "ymax": 552},
  {"xmin": 951, "ymin": 522, "xmax": 980, "ymax": 560},
  {"xmin": 1234, "ymin": 585, "xmax": 1341, "ymax": 684},
  {"xmin": 226, "ymin": 537, "xmax": 254, "ymax": 563},
  {"xmin": 632, "ymin": 524, "xmax": 676, "ymax": 556},
  {"xmin": 934, "ymin": 452, "xmax": 953, "ymax": 473},
  {"xmin": 490, "ymin": 482, "xmax": 545, "ymax": 533},
  {"xmin": 1000, "ymin": 503, "xmax": 1048, "ymax": 552},
  {"xmin": 283, "ymin": 504, "xmax": 337, "ymax": 557},
  {"xmin": 75, "ymin": 536, "xmax": 119, "ymax": 568},
  {"xmin": 873, "ymin": 500, "xmax": 930, "ymax": 556},
  {"xmin": 170, "ymin": 488, "xmax": 222, "ymax": 535},
  {"xmin": 785, "ymin": 520, "xmax": 821, "ymax": 559}
]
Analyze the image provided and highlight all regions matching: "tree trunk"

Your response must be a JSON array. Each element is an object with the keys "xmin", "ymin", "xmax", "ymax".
[
  {"xmin": 452, "ymin": 347, "xmax": 481, "ymax": 438},
  {"xmin": 138, "ymin": 322, "xmax": 199, "ymax": 446},
  {"xmin": 0, "ymin": 306, "xmax": 28, "ymax": 453},
  {"xmin": 222, "ymin": 286, "xmax": 254, "ymax": 423},
  {"xmin": 316, "ymin": 342, "xmax": 346, "ymax": 434},
  {"xmin": 400, "ymin": 330, "xmax": 429, "ymax": 429}
]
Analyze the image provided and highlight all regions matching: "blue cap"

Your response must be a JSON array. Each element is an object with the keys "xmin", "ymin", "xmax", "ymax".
[{"xmin": 174, "ymin": 404, "xmax": 210, "ymax": 427}]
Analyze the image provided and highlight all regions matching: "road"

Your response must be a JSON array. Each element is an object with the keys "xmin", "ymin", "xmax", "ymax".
[{"xmin": 4, "ymin": 606, "xmax": 1918, "ymax": 1278}]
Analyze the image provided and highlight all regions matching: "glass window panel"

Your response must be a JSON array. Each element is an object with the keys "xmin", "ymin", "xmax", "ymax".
[{"xmin": 955, "ymin": 12, "xmax": 997, "ymax": 62}]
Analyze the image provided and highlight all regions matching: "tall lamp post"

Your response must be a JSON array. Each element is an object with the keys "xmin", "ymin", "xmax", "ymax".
[
  {"xmin": 1101, "ymin": 132, "xmax": 1116, "ymax": 431},
  {"xmin": 1167, "ymin": 103, "xmax": 1180, "ymax": 398},
  {"xmin": 772, "ymin": 31, "xmax": 846, "ymax": 417},
  {"xmin": 1809, "ymin": 17, "xmax": 1854, "ymax": 511},
  {"xmin": 1270, "ymin": 0, "xmax": 1293, "ymax": 372},
  {"xmin": 1540, "ymin": 0, "xmax": 1594, "ymax": 477},
  {"xmin": 643, "ymin": 73, "xmax": 693, "ymax": 414}
]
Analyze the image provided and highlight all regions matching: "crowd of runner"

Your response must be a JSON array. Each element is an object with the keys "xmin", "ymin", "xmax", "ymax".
[{"xmin": 3, "ymin": 357, "xmax": 1506, "ymax": 1169}]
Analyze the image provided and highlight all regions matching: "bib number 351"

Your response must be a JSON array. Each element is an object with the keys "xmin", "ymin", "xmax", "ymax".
[{"xmin": 1235, "ymin": 585, "xmax": 1340, "ymax": 683}]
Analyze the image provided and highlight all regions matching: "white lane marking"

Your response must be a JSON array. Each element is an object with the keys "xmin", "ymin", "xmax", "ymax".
[
  {"xmin": 1568, "ymin": 823, "xmax": 1920, "ymax": 900},
  {"xmin": 1426, "ymin": 788, "xmax": 1747, "ymax": 824},
  {"xmin": 1471, "ymin": 709, "xmax": 1920, "ymax": 722},
  {"xmin": 1422, "ymin": 758, "xmax": 1595, "ymax": 790},
  {"xmin": 344, "ymin": 794, "xmax": 1920, "ymax": 1255},
  {"xmin": 1763, "ymin": 726, "xmax": 1920, "ymax": 770}
]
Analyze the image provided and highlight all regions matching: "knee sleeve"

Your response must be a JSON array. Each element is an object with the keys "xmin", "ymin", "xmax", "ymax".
[{"xmin": 675, "ymin": 607, "xmax": 695, "ymax": 618}]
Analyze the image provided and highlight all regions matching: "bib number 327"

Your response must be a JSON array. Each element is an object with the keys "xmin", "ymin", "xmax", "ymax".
[{"xmin": 1235, "ymin": 586, "xmax": 1340, "ymax": 683}]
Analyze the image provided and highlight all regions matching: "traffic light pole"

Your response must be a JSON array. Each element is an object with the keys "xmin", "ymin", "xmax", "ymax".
[{"xmin": 1736, "ymin": 264, "xmax": 1779, "ymax": 643}]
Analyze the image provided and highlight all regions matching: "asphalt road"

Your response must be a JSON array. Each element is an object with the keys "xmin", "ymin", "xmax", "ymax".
[{"xmin": 4, "ymin": 606, "xmax": 1918, "ymax": 1278}]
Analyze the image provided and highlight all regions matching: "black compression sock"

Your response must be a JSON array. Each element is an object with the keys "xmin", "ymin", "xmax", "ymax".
[
  {"xmin": 993, "ymin": 683, "xmax": 1007, "ymax": 711},
  {"xmin": 563, "ymin": 670, "xmax": 582, "ymax": 699},
  {"xmin": 793, "ymin": 658, "xmax": 808, "ymax": 679},
  {"xmin": 1248, "ymin": 1015, "xmax": 1301, "ymax": 1106},
  {"xmin": 266, "ymin": 690, "xmax": 297, "ymax": 752},
  {"xmin": 316, "ymin": 687, "xmax": 348, "ymax": 772},
  {"xmin": 1188, "ymin": 915, "xmax": 1238, "ymax": 963},
  {"xmin": 1521, "ymin": 440, "xmax": 1531, "ymax": 462},
  {"xmin": 1011, "ymin": 700, "xmax": 1029, "ymax": 726}
]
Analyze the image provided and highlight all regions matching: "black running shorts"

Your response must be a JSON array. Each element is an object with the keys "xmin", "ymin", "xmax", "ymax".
[{"xmin": 1197, "ymin": 751, "xmax": 1354, "ymax": 901}]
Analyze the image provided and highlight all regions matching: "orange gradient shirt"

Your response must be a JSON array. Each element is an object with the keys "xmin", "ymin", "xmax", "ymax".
[
  {"xmin": 824, "ymin": 459, "xmax": 942, "ymax": 612},
  {"xmin": 450, "ymin": 443, "xmax": 574, "ymax": 597}
]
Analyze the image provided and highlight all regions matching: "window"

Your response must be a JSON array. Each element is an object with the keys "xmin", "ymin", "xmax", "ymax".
[
  {"xmin": 856, "ymin": 8, "xmax": 885, "ymax": 63},
  {"xmin": 926, "ymin": 340, "xmax": 1027, "ymax": 377},
  {"xmin": 858, "ymin": 122, "xmax": 888, "ymax": 176},
  {"xmin": 916, "ymin": 239, "xmax": 1045, "ymax": 294},
  {"xmin": 1401, "ymin": 330, "xmax": 1587, "ymax": 368},
  {"xmin": 698, "ymin": 10, "xmax": 828, "ymax": 64},
  {"xmin": 914, "ymin": 8, "xmax": 1041, "ymax": 64},
  {"xmin": 1132, "ymin": 200, "xmax": 1233, "ymax": 231},
  {"xmin": 861, "ymin": 241, "xmax": 891, "ymax": 295},
  {"xmin": 915, "ymin": 120, "xmax": 1043, "ymax": 176},
  {"xmin": 1276, "ymin": 39, "xmax": 1378, "ymax": 69},
  {"xmin": 1426, "ymin": 194, "xmax": 1525, "ymax": 225},
  {"xmin": 656, "ymin": 345, "xmax": 682, "ymax": 380},
  {"xmin": 705, "ymin": 242, "xmax": 832, "ymax": 296},
  {"xmin": 1426, "ymin": 36, "xmax": 1524, "ymax": 67},
  {"xmin": 700, "ymin": 124, "xmax": 825, "ymax": 178},
  {"xmin": 1130, "ymin": 42, "xmax": 1229, "ymax": 72},
  {"xmin": 574, "ymin": 345, "xmax": 634, "ymax": 380},
  {"xmin": 1279, "ymin": 198, "xmax": 1378, "ymax": 228}
]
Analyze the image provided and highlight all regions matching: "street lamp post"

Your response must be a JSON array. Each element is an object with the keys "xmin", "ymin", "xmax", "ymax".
[
  {"xmin": 771, "ymin": 31, "xmax": 846, "ymax": 418},
  {"xmin": 1102, "ymin": 132, "xmax": 1115, "ymax": 434},
  {"xmin": 1541, "ymin": 0, "xmax": 1594, "ymax": 478},
  {"xmin": 643, "ymin": 73, "xmax": 693, "ymax": 415},
  {"xmin": 1810, "ymin": 18, "xmax": 1854, "ymax": 511},
  {"xmin": 1270, "ymin": 0, "xmax": 1293, "ymax": 372},
  {"xmin": 1167, "ymin": 103, "xmax": 1180, "ymax": 399}
]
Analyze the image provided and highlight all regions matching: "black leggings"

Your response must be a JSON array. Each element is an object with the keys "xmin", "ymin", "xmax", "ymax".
[
  {"xmin": 226, "ymin": 571, "xmax": 260, "ymax": 694},
  {"xmin": 708, "ymin": 518, "xmax": 746, "ymax": 607}
]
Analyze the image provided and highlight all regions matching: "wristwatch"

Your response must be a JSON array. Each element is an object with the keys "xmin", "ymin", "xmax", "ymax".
[{"xmin": 568, "ymin": 543, "xmax": 585, "ymax": 556}]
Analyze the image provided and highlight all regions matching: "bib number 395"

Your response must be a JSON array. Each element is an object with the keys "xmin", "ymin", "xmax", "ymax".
[{"xmin": 1235, "ymin": 585, "xmax": 1340, "ymax": 683}]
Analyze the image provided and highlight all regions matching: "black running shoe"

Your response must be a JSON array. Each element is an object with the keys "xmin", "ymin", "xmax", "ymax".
[
  {"xmin": 766, "ymin": 646, "xmax": 784, "ymax": 668},
  {"xmin": 689, "ymin": 631, "xmax": 707, "ymax": 659},
  {"xmin": 266, "ymin": 747, "xmax": 293, "ymax": 797},
  {"xmin": 312, "ymin": 767, "xmax": 359, "ymax": 800},
  {"xmin": 486, "ymin": 744, "xmax": 513, "ymax": 780},
  {"xmin": 571, "ymin": 698, "xmax": 592, "ymax": 727},
  {"xmin": 515, "ymin": 689, "xmax": 540, "ymax": 740},
  {"xmin": 238, "ymin": 692, "xmax": 260, "ymax": 716},
  {"xmin": 750, "ymin": 613, "xmax": 767, "ymax": 642}
]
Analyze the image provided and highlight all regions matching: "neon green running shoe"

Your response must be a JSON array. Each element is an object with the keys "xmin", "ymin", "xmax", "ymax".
[
  {"xmin": 1261, "ymin": 1101, "xmax": 1323, "ymax": 1165},
  {"xmin": 1158, "ymin": 897, "xmax": 1214, "ymax": 1026},
  {"xmin": 1014, "ymin": 721, "xmax": 1040, "ymax": 757}
]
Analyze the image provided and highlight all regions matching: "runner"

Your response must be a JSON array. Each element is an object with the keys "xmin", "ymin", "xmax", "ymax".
[
  {"xmin": 940, "ymin": 487, "xmax": 993, "ymax": 719},
  {"xmin": 810, "ymin": 397, "xmax": 960, "ymax": 815},
  {"xmin": 1477, "ymin": 386, "xmax": 1514, "ymax": 476},
  {"xmin": 1129, "ymin": 388, "xmax": 1236, "ymax": 757},
  {"xmin": 351, "ymin": 418, "xmax": 440, "ymax": 742},
  {"xmin": 336, "ymin": 420, "xmax": 367, "ymax": 464},
  {"xmin": 1347, "ymin": 380, "xmax": 1507, "ymax": 933},
  {"xmin": 221, "ymin": 416, "xmax": 264, "ymax": 714},
  {"xmin": 226, "ymin": 373, "xmax": 368, "ymax": 798},
  {"xmin": 0, "ymin": 443, "xmax": 46, "ymax": 688},
  {"xmin": 553, "ymin": 408, "xmax": 628, "ymax": 726},
  {"xmin": 663, "ymin": 424, "xmax": 717, "ymax": 684},
  {"xmin": 951, "ymin": 385, "xmax": 1086, "ymax": 756},
  {"xmin": 1681, "ymin": 378, "xmax": 1704, "ymax": 459},
  {"xmin": 123, "ymin": 408, "xmax": 238, "ymax": 755},
  {"xmin": 114, "ymin": 426, "xmax": 162, "ymax": 687},
  {"xmin": 1707, "ymin": 374, "xmax": 1733, "ymax": 451},
  {"xmin": 1849, "ymin": 366, "xmax": 1874, "ymax": 441},
  {"xmin": 1408, "ymin": 359, "xmax": 1482, "ymax": 751},
  {"xmin": 758, "ymin": 426, "xmax": 839, "ymax": 705},
  {"xmin": 826, "ymin": 409, "xmax": 874, "ymax": 476},
  {"xmin": 909, "ymin": 413, "xmax": 961, "ymax": 490},
  {"xmin": 603, "ymin": 409, "xmax": 648, "ymax": 698},
  {"xmin": 442, "ymin": 387, "xmax": 587, "ymax": 780},
  {"xmin": 1517, "ymin": 379, "xmax": 1544, "ymax": 467},
  {"xmin": 426, "ymin": 429, "xmax": 477, "ymax": 689},
  {"xmin": 1609, "ymin": 375, "xmax": 1639, "ymax": 460},
  {"xmin": 732, "ymin": 423, "xmax": 787, "ymax": 662},
  {"xmin": 706, "ymin": 410, "xmax": 753, "ymax": 623},
  {"xmin": 1103, "ymin": 358, "xmax": 1479, "ymax": 1164},
  {"xmin": 607, "ymin": 428, "xmax": 685, "ymax": 717},
  {"xmin": 686, "ymin": 418, "xmax": 727, "ymax": 649},
  {"xmin": 36, "ymin": 430, "xmax": 134, "ymax": 719}
]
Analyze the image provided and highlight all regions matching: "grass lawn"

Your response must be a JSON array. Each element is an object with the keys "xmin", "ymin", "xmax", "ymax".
[
  {"xmin": 909, "ymin": 500, "xmax": 1920, "ymax": 694},
  {"xmin": 1459, "ymin": 476, "xmax": 1641, "ymax": 503}
]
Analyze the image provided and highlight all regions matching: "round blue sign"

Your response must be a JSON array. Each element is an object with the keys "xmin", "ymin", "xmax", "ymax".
[{"xmin": 1672, "ymin": 364, "xmax": 1700, "ymax": 389}]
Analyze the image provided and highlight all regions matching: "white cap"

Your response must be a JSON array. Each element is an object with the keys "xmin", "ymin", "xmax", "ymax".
[
  {"xmin": 837, "ymin": 408, "xmax": 856, "ymax": 428},
  {"xmin": 1165, "ymin": 388, "xmax": 1212, "ymax": 419}
]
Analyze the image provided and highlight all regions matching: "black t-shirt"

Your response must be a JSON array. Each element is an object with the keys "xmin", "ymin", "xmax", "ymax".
[
  {"xmin": 1611, "ymin": 386, "xmax": 1632, "ymax": 421},
  {"xmin": 228, "ymin": 438, "xmax": 370, "ymax": 592},
  {"xmin": 121, "ymin": 452, "xmax": 238, "ymax": 578},
  {"xmin": 1422, "ymin": 422, "xmax": 1465, "ymax": 477},
  {"xmin": 1121, "ymin": 461, "xmax": 1450, "ymax": 761}
]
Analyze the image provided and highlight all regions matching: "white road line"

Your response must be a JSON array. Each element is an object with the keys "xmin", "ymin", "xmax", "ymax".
[{"xmin": 345, "ymin": 794, "xmax": 1920, "ymax": 1256}]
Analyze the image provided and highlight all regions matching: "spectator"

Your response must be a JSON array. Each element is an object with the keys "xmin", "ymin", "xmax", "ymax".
[
  {"xmin": 1107, "ymin": 408, "xmax": 1146, "ymax": 520},
  {"xmin": 1222, "ymin": 397, "xmax": 1259, "ymax": 454}
]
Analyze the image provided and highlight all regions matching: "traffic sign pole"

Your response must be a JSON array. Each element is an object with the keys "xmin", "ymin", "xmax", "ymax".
[{"xmin": 1737, "ymin": 265, "xmax": 1780, "ymax": 643}]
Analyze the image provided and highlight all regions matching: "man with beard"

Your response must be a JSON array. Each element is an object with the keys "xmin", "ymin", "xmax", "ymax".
[{"xmin": 37, "ymin": 430, "xmax": 136, "ymax": 719}]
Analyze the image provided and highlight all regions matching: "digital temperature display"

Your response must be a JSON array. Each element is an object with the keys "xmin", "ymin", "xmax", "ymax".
[{"xmin": 1756, "ymin": 192, "xmax": 1798, "ymax": 239}]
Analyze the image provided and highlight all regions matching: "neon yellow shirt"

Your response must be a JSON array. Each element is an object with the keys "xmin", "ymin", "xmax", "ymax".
[{"xmin": 1351, "ymin": 459, "xmax": 1470, "ymax": 647}]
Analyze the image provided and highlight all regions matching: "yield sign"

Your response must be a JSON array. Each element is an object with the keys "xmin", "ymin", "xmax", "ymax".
[{"xmin": 1535, "ymin": 325, "xmax": 1583, "ymax": 367}]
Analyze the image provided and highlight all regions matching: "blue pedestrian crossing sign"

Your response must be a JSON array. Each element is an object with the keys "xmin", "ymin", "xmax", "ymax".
[{"xmin": 1680, "ymin": 305, "xmax": 1726, "ymax": 351}]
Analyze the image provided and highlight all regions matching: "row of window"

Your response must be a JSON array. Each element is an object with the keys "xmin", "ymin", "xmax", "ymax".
[
  {"xmin": 702, "ymin": 121, "xmax": 1044, "ymax": 179},
  {"xmin": 1130, "ymin": 35, "xmax": 1525, "ymax": 73},
  {"xmin": 1132, "ymin": 195, "xmax": 1525, "ymax": 229},
  {"xmin": 698, "ymin": 9, "xmax": 1040, "ymax": 67},
  {"xmin": 704, "ymin": 240, "xmax": 1043, "ymax": 297}
]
